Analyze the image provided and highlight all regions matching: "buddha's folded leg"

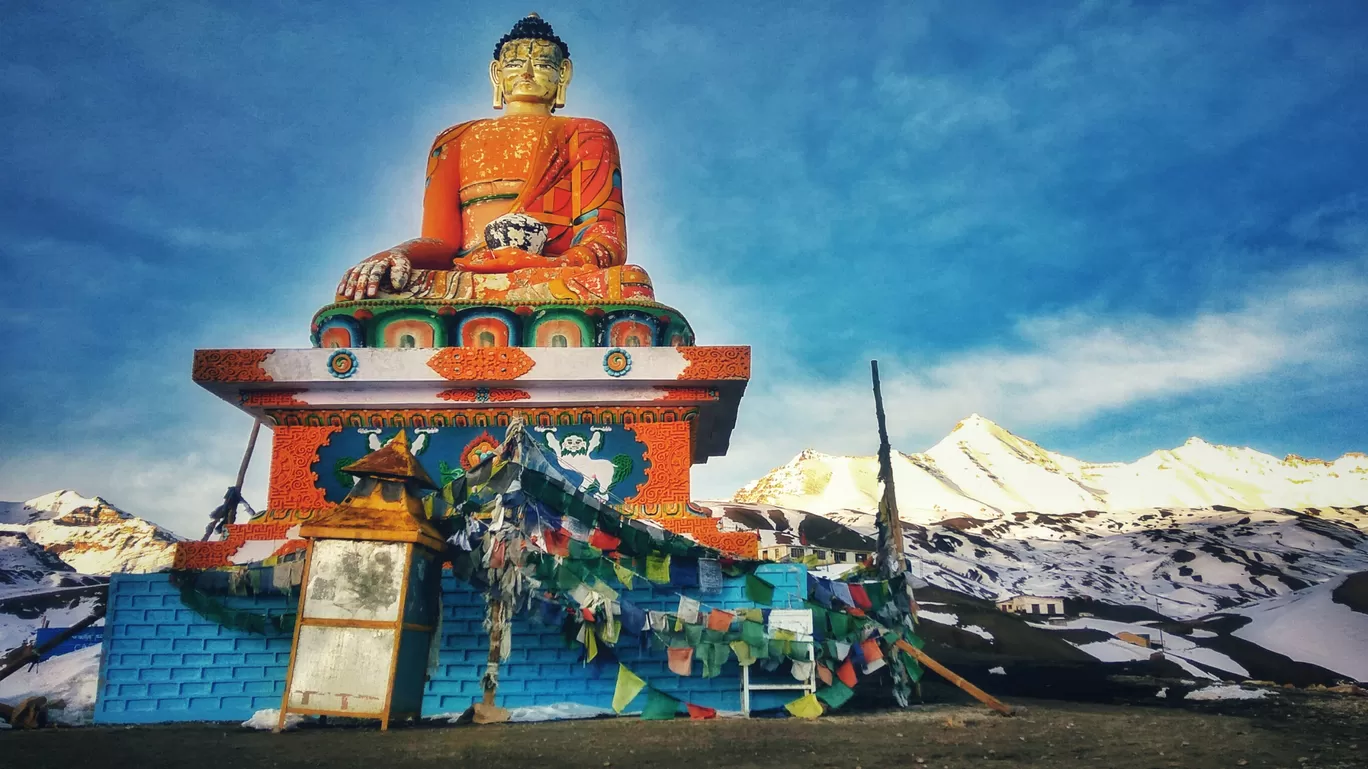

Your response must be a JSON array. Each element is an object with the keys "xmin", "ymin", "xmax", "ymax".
[{"xmin": 361, "ymin": 264, "xmax": 656, "ymax": 303}]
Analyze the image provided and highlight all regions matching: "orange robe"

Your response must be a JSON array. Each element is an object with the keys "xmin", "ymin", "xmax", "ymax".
[{"xmin": 413, "ymin": 114, "xmax": 652, "ymax": 303}]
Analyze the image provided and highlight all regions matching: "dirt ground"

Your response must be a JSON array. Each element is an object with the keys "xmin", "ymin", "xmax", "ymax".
[{"xmin": 4, "ymin": 694, "xmax": 1366, "ymax": 769}]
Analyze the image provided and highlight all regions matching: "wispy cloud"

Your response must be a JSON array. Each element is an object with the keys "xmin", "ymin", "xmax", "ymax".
[{"xmin": 693, "ymin": 250, "xmax": 1368, "ymax": 498}]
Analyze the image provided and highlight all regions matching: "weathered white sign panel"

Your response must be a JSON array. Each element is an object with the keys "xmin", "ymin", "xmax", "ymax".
[
  {"xmin": 287, "ymin": 625, "xmax": 396, "ymax": 715},
  {"xmin": 767, "ymin": 609, "xmax": 814, "ymax": 641},
  {"xmin": 302, "ymin": 540, "xmax": 406, "ymax": 622}
]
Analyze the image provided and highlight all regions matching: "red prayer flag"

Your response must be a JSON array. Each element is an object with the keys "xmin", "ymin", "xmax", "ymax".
[
  {"xmin": 848, "ymin": 584, "xmax": 872, "ymax": 610},
  {"xmin": 860, "ymin": 638, "xmax": 884, "ymax": 663},
  {"xmin": 590, "ymin": 529, "xmax": 622, "ymax": 552},
  {"xmin": 837, "ymin": 659, "xmax": 858, "ymax": 687},
  {"xmin": 816, "ymin": 664, "xmax": 833, "ymax": 686},
  {"xmin": 542, "ymin": 527, "xmax": 570, "ymax": 557},
  {"xmin": 686, "ymin": 703, "xmax": 717, "ymax": 720},
  {"xmin": 706, "ymin": 609, "xmax": 734, "ymax": 632}
]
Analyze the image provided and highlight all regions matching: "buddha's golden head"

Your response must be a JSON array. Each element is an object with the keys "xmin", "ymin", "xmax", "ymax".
[{"xmin": 491, "ymin": 14, "xmax": 572, "ymax": 111}]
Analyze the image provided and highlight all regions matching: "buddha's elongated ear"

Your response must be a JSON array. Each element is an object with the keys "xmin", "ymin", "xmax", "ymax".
[
  {"xmin": 489, "ymin": 59, "xmax": 504, "ymax": 110},
  {"xmin": 554, "ymin": 58, "xmax": 573, "ymax": 110}
]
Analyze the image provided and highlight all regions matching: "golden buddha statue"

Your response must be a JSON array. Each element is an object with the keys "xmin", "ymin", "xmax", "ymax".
[{"xmin": 336, "ymin": 14, "xmax": 654, "ymax": 305}]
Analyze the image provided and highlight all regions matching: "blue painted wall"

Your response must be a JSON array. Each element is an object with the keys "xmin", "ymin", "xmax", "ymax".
[
  {"xmin": 95, "ymin": 563, "xmax": 808, "ymax": 724},
  {"xmin": 94, "ymin": 574, "xmax": 296, "ymax": 724}
]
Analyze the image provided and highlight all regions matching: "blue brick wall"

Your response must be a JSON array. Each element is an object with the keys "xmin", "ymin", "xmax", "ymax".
[
  {"xmin": 95, "ymin": 564, "xmax": 807, "ymax": 723},
  {"xmin": 423, "ymin": 563, "xmax": 807, "ymax": 716},
  {"xmin": 93, "ymin": 574, "xmax": 296, "ymax": 724}
]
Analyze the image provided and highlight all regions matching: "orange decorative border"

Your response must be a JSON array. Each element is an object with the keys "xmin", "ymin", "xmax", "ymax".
[
  {"xmin": 266, "ymin": 425, "xmax": 341, "ymax": 513},
  {"xmin": 193, "ymin": 349, "xmax": 274, "ymax": 383},
  {"xmin": 657, "ymin": 517, "xmax": 759, "ymax": 559},
  {"xmin": 677, "ymin": 346, "xmax": 750, "ymax": 380},
  {"xmin": 267, "ymin": 406, "xmax": 697, "ymax": 429},
  {"xmin": 437, "ymin": 388, "xmax": 532, "ymax": 403},
  {"xmin": 173, "ymin": 522, "xmax": 296, "ymax": 570},
  {"xmin": 240, "ymin": 389, "xmax": 307, "ymax": 407},
  {"xmin": 427, "ymin": 347, "xmax": 535, "ymax": 381},
  {"xmin": 623, "ymin": 421, "xmax": 693, "ymax": 507},
  {"xmin": 654, "ymin": 387, "xmax": 719, "ymax": 401}
]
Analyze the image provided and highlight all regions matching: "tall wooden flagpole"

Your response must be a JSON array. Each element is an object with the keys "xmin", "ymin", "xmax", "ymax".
[
  {"xmin": 870, "ymin": 361, "xmax": 1012, "ymax": 715},
  {"xmin": 871, "ymin": 361, "xmax": 904, "ymax": 579}
]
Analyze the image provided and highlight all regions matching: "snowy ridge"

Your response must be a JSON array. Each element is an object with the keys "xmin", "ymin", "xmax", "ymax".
[
  {"xmin": 0, "ymin": 490, "xmax": 180, "ymax": 576},
  {"xmin": 735, "ymin": 414, "xmax": 1368, "ymax": 519}
]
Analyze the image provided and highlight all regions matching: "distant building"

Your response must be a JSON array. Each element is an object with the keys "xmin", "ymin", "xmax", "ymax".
[
  {"xmin": 758, "ymin": 534, "xmax": 871, "ymax": 566},
  {"xmin": 1115, "ymin": 631, "xmax": 1162, "ymax": 650},
  {"xmin": 996, "ymin": 595, "xmax": 1067, "ymax": 616}
]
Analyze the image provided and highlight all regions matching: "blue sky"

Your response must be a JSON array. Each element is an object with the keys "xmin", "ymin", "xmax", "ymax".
[{"xmin": 3, "ymin": 1, "xmax": 1366, "ymax": 535}]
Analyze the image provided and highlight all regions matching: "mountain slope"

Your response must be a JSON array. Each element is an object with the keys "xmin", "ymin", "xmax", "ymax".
[
  {"xmin": 0, "ymin": 490, "xmax": 180, "ymax": 576},
  {"xmin": 735, "ymin": 415, "xmax": 1368, "ymax": 520}
]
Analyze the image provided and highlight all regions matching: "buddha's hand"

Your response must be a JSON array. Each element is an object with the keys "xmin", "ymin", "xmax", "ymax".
[{"xmin": 337, "ymin": 248, "xmax": 413, "ymax": 300}]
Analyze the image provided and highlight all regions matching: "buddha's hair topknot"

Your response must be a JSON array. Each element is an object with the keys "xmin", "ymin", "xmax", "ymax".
[{"xmin": 493, "ymin": 14, "xmax": 570, "ymax": 61}]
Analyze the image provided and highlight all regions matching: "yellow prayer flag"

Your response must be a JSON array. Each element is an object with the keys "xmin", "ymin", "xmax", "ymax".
[
  {"xmin": 612, "ymin": 664, "xmax": 647, "ymax": 713},
  {"xmin": 784, "ymin": 692, "xmax": 823, "ymax": 720},
  {"xmin": 645, "ymin": 553, "xmax": 671, "ymax": 584},
  {"xmin": 585, "ymin": 627, "xmax": 598, "ymax": 663},
  {"xmin": 613, "ymin": 561, "xmax": 635, "ymax": 590}
]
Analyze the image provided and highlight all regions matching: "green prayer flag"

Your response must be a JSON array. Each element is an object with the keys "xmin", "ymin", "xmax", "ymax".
[
  {"xmin": 868, "ymin": 581, "xmax": 889, "ymax": 611},
  {"xmin": 741, "ymin": 620, "xmax": 765, "ymax": 647},
  {"xmin": 613, "ymin": 664, "xmax": 647, "ymax": 713},
  {"xmin": 568, "ymin": 539, "xmax": 602, "ymax": 561},
  {"xmin": 828, "ymin": 611, "xmax": 852, "ymax": 639},
  {"xmin": 730, "ymin": 639, "xmax": 756, "ymax": 666},
  {"xmin": 745, "ymin": 574, "xmax": 775, "ymax": 605},
  {"xmin": 641, "ymin": 688, "xmax": 680, "ymax": 720},
  {"xmin": 816, "ymin": 680, "xmax": 855, "ymax": 709},
  {"xmin": 789, "ymin": 641, "xmax": 811, "ymax": 662},
  {"xmin": 683, "ymin": 622, "xmax": 704, "ymax": 648},
  {"xmin": 597, "ymin": 509, "xmax": 623, "ymax": 535},
  {"xmin": 700, "ymin": 641, "xmax": 732, "ymax": 678}
]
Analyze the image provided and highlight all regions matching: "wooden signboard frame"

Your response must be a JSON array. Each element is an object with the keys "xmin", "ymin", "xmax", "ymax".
[{"xmin": 276, "ymin": 533, "xmax": 439, "ymax": 731}]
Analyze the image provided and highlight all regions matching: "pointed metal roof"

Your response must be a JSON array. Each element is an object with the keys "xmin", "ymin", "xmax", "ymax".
[{"xmin": 342, "ymin": 430, "xmax": 438, "ymax": 490}]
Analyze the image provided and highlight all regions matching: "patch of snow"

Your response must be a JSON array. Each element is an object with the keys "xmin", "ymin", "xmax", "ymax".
[
  {"xmin": 988, "ymin": 666, "xmax": 1006, "ymax": 675},
  {"xmin": 1226, "ymin": 574, "xmax": 1368, "ymax": 681},
  {"xmin": 1188, "ymin": 629, "xmax": 1218, "ymax": 639},
  {"xmin": 960, "ymin": 624, "xmax": 994, "ymax": 640},
  {"xmin": 242, "ymin": 708, "xmax": 305, "ymax": 730},
  {"xmin": 915, "ymin": 610, "xmax": 958, "ymax": 626},
  {"xmin": 1185, "ymin": 684, "xmax": 1270, "ymax": 701},
  {"xmin": 1155, "ymin": 687, "xmax": 1167, "ymax": 699},
  {"xmin": 0, "ymin": 644, "xmax": 102, "ymax": 722},
  {"xmin": 428, "ymin": 702, "xmax": 619, "ymax": 723}
]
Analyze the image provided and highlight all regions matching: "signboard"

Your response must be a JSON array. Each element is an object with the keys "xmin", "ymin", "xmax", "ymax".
[
  {"xmin": 302, "ymin": 540, "xmax": 405, "ymax": 623},
  {"xmin": 767, "ymin": 609, "xmax": 814, "ymax": 641},
  {"xmin": 34, "ymin": 627, "xmax": 104, "ymax": 659}
]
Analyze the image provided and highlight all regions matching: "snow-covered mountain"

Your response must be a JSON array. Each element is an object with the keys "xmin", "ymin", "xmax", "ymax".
[
  {"xmin": 734, "ymin": 414, "xmax": 1368, "ymax": 520},
  {"xmin": 0, "ymin": 490, "xmax": 180, "ymax": 580}
]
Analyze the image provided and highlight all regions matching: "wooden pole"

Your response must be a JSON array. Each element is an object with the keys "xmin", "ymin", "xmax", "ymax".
[
  {"xmin": 482, "ymin": 601, "xmax": 503, "ymax": 707},
  {"xmin": 894, "ymin": 638, "xmax": 1014, "ymax": 716},
  {"xmin": 0, "ymin": 605, "xmax": 106, "ymax": 684},
  {"xmin": 871, "ymin": 361, "xmax": 905, "ymax": 579},
  {"xmin": 234, "ymin": 419, "xmax": 263, "ymax": 492}
]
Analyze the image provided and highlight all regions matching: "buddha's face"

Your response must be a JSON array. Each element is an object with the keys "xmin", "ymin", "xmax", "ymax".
[{"xmin": 491, "ymin": 39, "xmax": 571, "ymax": 108}]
